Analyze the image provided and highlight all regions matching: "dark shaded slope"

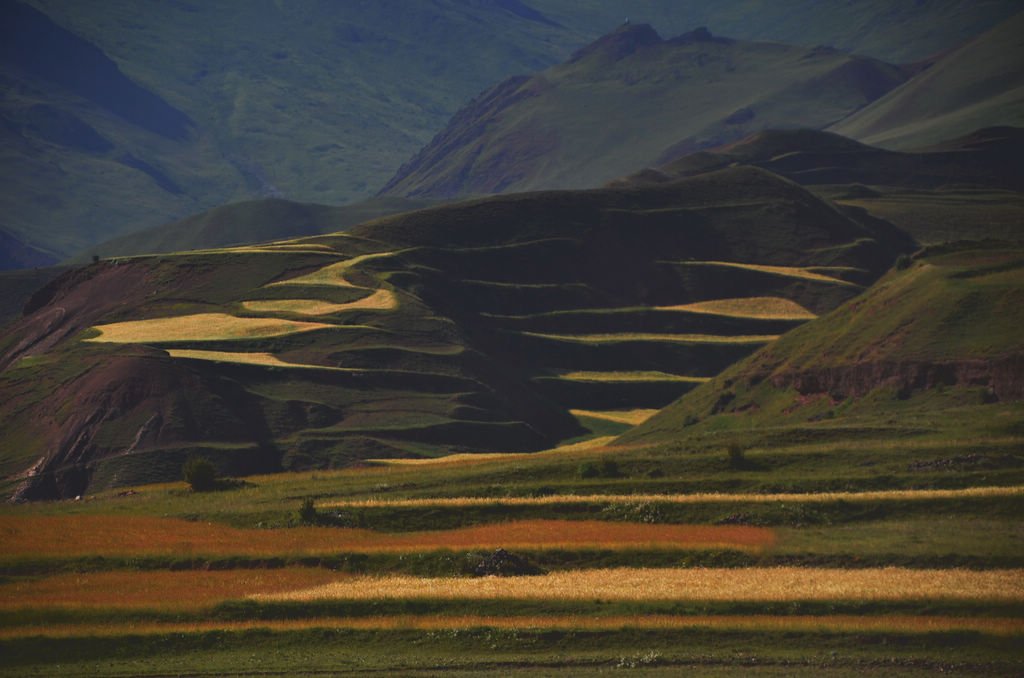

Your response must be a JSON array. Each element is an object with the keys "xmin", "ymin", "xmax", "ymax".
[
  {"xmin": 0, "ymin": 1, "xmax": 193, "ymax": 140},
  {"xmin": 620, "ymin": 244, "xmax": 1024, "ymax": 447}
]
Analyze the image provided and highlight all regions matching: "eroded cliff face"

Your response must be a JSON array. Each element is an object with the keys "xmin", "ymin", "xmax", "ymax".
[{"xmin": 768, "ymin": 354, "xmax": 1024, "ymax": 402}]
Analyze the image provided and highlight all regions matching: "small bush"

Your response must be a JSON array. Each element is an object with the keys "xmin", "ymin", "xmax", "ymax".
[
  {"xmin": 182, "ymin": 456, "xmax": 218, "ymax": 492},
  {"xmin": 576, "ymin": 461, "xmax": 599, "ymax": 479},
  {"xmin": 726, "ymin": 443, "xmax": 746, "ymax": 469},
  {"xmin": 298, "ymin": 497, "xmax": 318, "ymax": 524}
]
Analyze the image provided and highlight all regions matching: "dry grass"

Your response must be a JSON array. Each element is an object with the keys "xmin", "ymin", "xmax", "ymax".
[
  {"xmin": 241, "ymin": 288, "xmax": 397, "ymax": 316},
  {"xmin": 3, "ymin": 614, "xmax": 1021, "ymax": 639},
  {"xmin": 0, "ymin": 568, "xmax": 340, "ymax": 612},
  {"xmin": 657, "ymin": 297, "xmax": 817, "ymax": 320},
  {"xmin": 0, "ymin": 517, "xmax": 774, "ymax": 559},
  {"xmin": 85, "ymin": 313, "xmax": 333, "ymax": 343},
  {"xmin": 557, "ymin": 371, "xmax": 708, "ymax": 383},
  {"xmin": 571, "ymin": 409, "xmax": 661, "ymax": 425},
  {"xmin": 368, "ymin": 436, "xmax": 623, "ymax": 467},
  {"xmin": 322, "ymin": 485, "xmax": 1024, "ymax": 509},
  {"xmin": 524, "ymin": 331, "xmax": 779, "ymax": 344},
  {"xmin": 259, "ymin": 567, "xmax": 1024, "ymax": 603},
  {"xmin": 674, "ymin": 261, "xmax": 859, "ymax": 286}
]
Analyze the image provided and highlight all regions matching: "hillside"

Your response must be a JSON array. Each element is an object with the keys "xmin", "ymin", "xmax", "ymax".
[
  {"xmin": 621, "ymin": 243, "xmax": 1024, "ymax": 446},
  {"xmin": 828, "ymin": 11, "xmax": 1024, "ymax": 149},
  {"xmin": 64, "ymin": 196, "xmax": 439, "ymax": 264},
  {"xmin": 615, "ymin": 126, "xmax": 1024, "ymax": 245},
  {"xmin": 379, "ymin": 24, "xmax": 913, "ymax": 198},
  {"xmin": 0, "ymin": 166, "xmax": 913, "ymax": 500}
]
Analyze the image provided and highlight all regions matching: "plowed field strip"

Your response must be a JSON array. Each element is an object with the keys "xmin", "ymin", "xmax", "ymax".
[
  {"xmin": 571, "ymin": 409, "xmax": 660, "ymax": 425},
  {"xmin": 656, "ymin": 296, "xmax": 817, "ymax": 320},
  {"xmin": 668, "ymin": 261, "xmax": 859, "ymax": 286},
  {"xmin": 261, "ymin": 567, "xmax": 1024, "ymax": 603},
  {"xmin": 523, "ymin": 331, "xmax": 779, "ymax": 344},
  {"xmin": 241, "ymin": 289, "xmax": 397, "ymax": 315},
  {"xmin": 2, "ymin": 614, "xmax": 1021, "ymax": 639},
  {"xmin": 0, "ymin": 517, "xmax": 775, "ymax": 559},
  {"xmin": 323, "ymin": 485, "xmax": 1024, "ymax": 508}
]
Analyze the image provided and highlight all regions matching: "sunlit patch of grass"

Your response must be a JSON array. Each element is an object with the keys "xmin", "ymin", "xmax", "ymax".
[
  {"xmin": 322, "ymin": 485, "xmax": 1024, "ymax": 509},
  {"xmin": 258, "ymin": 566, "xmax": 1024, "ymax": 603},
  {"xmin": 84, "ymin": 313, "xmax": 334, "ymax": 343},
  {"xmin": 657, "ymin": 297, "xmax": 817, "ymax": 320},
  {"xmin": 670, "ymin": 261, "xmax": 860, "ymax": 286},
  {"xmin": 165, "ymin": 349, "xmax": 347, "ymax": 370},
  {"xmin": 0, "ymin": 517, "xmax": 774, "ymax": 559},
  {"xmin": 557, "ymin": 371, "xmax": 708, "ymax": 383},
  {"xmin": 523, "ymin": 331, "xmax": 780, "ymax": 344},
  {"xmin": 570, "ymin": 409, "xmax": 660, "ymax": 425},
  {"xmin": 4, "ymin": 614, "xmax": 1021, "ymax": 639},
  {"xmin": 241, "ymin": 288, "xmax": 397, "ymax": 315}
]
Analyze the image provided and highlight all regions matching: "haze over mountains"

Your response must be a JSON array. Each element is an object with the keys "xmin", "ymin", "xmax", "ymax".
[{"xmin": 1, "ymin": 0, "xmax": 1022, "ymax": 268}]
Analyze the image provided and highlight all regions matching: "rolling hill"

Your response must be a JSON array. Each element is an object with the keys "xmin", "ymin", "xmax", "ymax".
[
  {"xmin": 828, "ymin": 11, "xmax": 1024, "ymax": 149},
  {"xmin": 379, "ymin": 23, "xmax": 916, "ymax": 198},
  {"xmin": 0, "ymin": 165, "xmax": 913, "ymax": 500},
  {"xmin": 620, "ymin": 242, "xmax": 1024, "ymax": 447}
]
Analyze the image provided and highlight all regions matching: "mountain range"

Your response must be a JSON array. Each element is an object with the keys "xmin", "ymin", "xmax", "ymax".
[{"xmin": 2, "ymin": 1, "xmax": 1022, "ymax": 269}]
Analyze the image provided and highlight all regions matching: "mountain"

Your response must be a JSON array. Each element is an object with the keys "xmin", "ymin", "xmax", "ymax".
[
  {"xmin": 619, "ymin": 242, "xmax": 1024, "ymax": 447},
  {"xmin": 0, "ymin": 165, "xmax": 913, "ymax": 500},
  {"xmin": 3, "ymin": 1, "xmax": 1019, "ymax": 268},
  {"xmin": 613, "ymin": 126, "xmax": 1024, "ymax": 245},
  {"xmin": 828, "ymin": 11, "xmax": 1024, "ymax": 149},
  {"xmin": 379, "ymin": 24, "xmax": 913, "ymax": 198}
]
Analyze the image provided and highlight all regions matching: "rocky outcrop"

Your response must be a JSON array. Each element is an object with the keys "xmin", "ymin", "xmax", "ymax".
[{"xmin": 766, "ymin": 354, "xmax": 1024, "ymax": 401}]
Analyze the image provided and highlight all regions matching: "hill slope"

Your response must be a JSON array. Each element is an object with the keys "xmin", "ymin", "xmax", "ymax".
[
  {"xmin": 828, "ymin": 11, "xmax": 1024, "ymax": 149},
  {"xmin": 0, "ymin": 166, "xmax": 913, "ymax": 500},
  {"xmin": 620, "ymin": 243, "xmax": 1024, "ymax": 447},
  {"xmin": 379, "ymin": 24, "xmax": 911, "ymax": 198}
]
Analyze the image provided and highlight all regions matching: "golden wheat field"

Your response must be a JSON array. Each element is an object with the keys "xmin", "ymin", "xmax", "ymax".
[
  {"xmin": 677, "ymin": 261, "xmax": 858, "ymax": 286},
  {"xmin": 524, "ymin": 331, "xmax": 780, "ymax": 344},
  {"xmin": 241, "ymin": 288, "xmax": 397, "ymax": 315},
  {"xmin": 570, "ymin": 409, "xmax": 661, "ymax": 425},
  {"xmin": 656, "ymin": 296, "xmax": 817, "ymax": 320},
  {"xmin": 85, "ymin": 313, "xmax": 334, "ymax": 343},
  {"xmin": 270, "ymin": 252, "xmax": 398, "ymax": 288},
  {"xmin": 0, "ymin": 516, "xmax": 776, "ymax": 558},
  {"xmin": 3, "ymin": 614, "xmax": 1021, "ymax": 640},
  {"xmin": 323, "ymin": 485, "xmax": 1024, "ymax": 509},
  {"xmin": 259, "ymin": 567, "xmax": 1024, "ymax": 603},
  {"xmin": 557, "ymin": 371, "xmax": 708, "ymax": 382}
]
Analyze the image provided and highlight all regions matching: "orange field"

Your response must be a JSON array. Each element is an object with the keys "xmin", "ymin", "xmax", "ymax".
[
  {"xmin": 0, "ymin": 516, "xmax": 776, "ymax": 558},
  {"xmin": 0, "ymin": 568, "xmax": 341, "ymax": 611}
]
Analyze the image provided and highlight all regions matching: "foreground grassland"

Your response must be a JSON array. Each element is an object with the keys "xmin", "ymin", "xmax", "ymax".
[{"xmin": 2, "ymin": 421, "xmax": 1023, "ymax": 676}]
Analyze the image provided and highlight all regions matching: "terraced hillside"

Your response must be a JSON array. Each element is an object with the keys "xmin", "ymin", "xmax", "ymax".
[
  {"xmin": 621, "ymin": 243, "xmax": 1024, "ymax": 447},
  {"xmin": 0, "ymin": 166, "xmax": 912, "ymax": 500}
]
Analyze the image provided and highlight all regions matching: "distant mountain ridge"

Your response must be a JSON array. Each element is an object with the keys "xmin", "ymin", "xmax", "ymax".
[{"xmin": 379, "ymin": 23, "xmax": 912, "ymax": 198}]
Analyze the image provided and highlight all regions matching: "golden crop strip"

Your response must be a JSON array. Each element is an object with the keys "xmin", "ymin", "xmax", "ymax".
[
  {"xmin": 321, "ymin": 485, "xmax": 1024, "ymax": 509},
  {"xmin": 557, "ymin": 371, "xmax": 709, "ymax": 383},
  {"xmin": 570, "ymin": 409, "xmax": 661, "ymax": 425},
  {"xmin": 270, "ymin": 252, "xmax": 398, "ymax": 287},
  {"xmin": 165, "ymin": 349, "xmax": 362, "ymax": 371},
  {"xmin": 523, "ymin": 331, "xmax": 780, "ymax": 344},
  {"xmin": 259, "ymin": 567, "xmax": 1024, "ymax": 603},
  {"xmin": 241, "ymin": 288, "xmax": 397, "ymax": 315},
  {"xmin": 0, "ymin": 517, "xmax": 775, "ymax": 559},
  {"xmin": 672, "ymin": 261, "xmax": 859, "ymax": 286},
  {"xmin": 3, "ymin": 615, "xmax": 1021, "ymax": 640},
  {"xmin": 85, "ymin": 313, "xmax": 333, "ymax": 343},
  {"xmin": 656, "ymin": 296, "xmax": 817, "ymax": 320}
]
